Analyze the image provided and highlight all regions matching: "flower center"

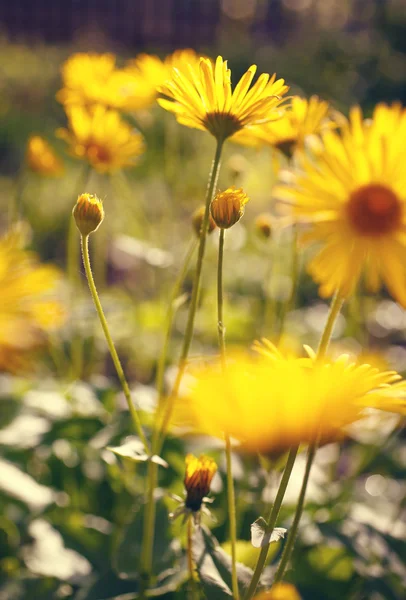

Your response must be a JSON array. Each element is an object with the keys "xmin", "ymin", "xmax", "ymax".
[
  {"xmin": 86, "ymin": 143, "xmax": 112, "ymax": 165},
  {"xmin": 346, "ymin": 184, "xmax": 402, "ymax": 236},
  {"xmin": 203, "ymin": 112, "xmax": 242, "ymax": 140}
]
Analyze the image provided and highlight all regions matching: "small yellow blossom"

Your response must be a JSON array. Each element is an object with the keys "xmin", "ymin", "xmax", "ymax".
[
  {"xmin": 57, "ymin": 105, "xmax": 144, "ymax": 173},
  {"xmin": 192, "ymin": 205, "xmax": 217, "ymax": 237},
  {"xmin": 0, "ymin": 229, "xmax": 65, "ymax": 373},
  {"xmin": 158, "ymin": 55, "xmax": 289, "ymax": 141},
  {"xmin": 73, "ymin": 194, "xmax": 104, "ymax": 236},
  {"xmin": 177, "ymin": 341, "xmax": 406, "ymax": 453},
  {"xmin": 211, "ymin": 187, "xmax": 250, "ymax": 229},
  {"xmin": 234, "ymin": 95, "xmax": 338, "ymax": 155},
  {"xmin": 26, "ymin": 135, "xmax": 64, "ymax": 176},
  {"xmin": 184, "ymin": 454, "xmax": 218, "ymax": 512},
  {"xmin": 255, "ymin": 213, "xmax": 273, "ymax": 239},
  {"xmin": 254, "ymin": 582, "xmax": 301, "ymax": 600},
  {"xmin": 275, "ymin": 103, "xmax": 406, "ymax": 305},
  {"xmin": 57, "ymin": 52, "xmax": 117, "ymax": 107}
]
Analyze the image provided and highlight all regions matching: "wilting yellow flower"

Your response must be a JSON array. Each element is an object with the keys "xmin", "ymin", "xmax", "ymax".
[
  {"xmin": 0, "ymin": 229, "xmax": 65, "ymax": 372},
  {"xmin": 234, "ymin": 95, "xmax": 337, "ymax": 155},
  {"xmin": 57, "ymin": 105, "xmax": 144, "ymax": 173},
  {"xmin": 211, "ymin": 186, "xmax": 250, "ymax": 229},
  {"xmin": 275, "ymin": 103, "xmax": 406, "ymax": 305},
  {"xmin": 184, "ymin": 454, "xmax": 217, "ymax": 512},
  {"xmin": 124, "ymin": 48, "xmax": 203, "ymax": 111},
  {"xmin": 158, "ymin": 55, "xmax": 289, "ymax": 141},
  {"xmin": 254, "ymin": 583, "xmax": 301, "ymax": 600},
  {"xmin": 26, "ymin": 135, "xmax": 64, "ymax": 176},
  {"xmin": 178, "ymin": 341, "xmax": 406, "ymax": 453},
  {"xmin": 170, "ymin": 454, "xmax": 217, "ymax": 524},
  {"xmin": 73, "ymin": 193, "xmax": 104, "ymax": 236}
]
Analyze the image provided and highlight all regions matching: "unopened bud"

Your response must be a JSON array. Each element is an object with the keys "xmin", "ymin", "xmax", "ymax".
[
  {"xmin": 192, "ymin": 206, "xmax": 217, "ymax": 237},
  {"xmin": 210, "ymin": 187, "xmax": 249, "ymax": 229},
  {"xmin": 73, "ymin": 193, "xmax": 104, "ymax": 236},
  {"xmin": 255, "ymin": 213, "xmax": 273, "ymax": 239}
]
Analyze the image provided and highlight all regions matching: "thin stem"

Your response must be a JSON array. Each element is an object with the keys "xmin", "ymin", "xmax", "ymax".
[
  {"xmin": 277, "ymin": 226, "xmax": 299, "ymax": 342},
  {"xmin": 317, "ymin": 291, "xmax": 344, "ymax": 359},
  {"xmin": 216, "ymin": 227, "xmax": 239, "ymax": 599},
  {"xmin": 141, "ymin": 239, "xmax": 197, "ymax": 579},
  {"xmin": 243, "ymin": 446, "xmax": 299, "ymax": 600},
  {"xmin": 226, "ymin": 435, "xmax": 240, "ymax": 600},
  {"xmin": 273, "ymin": 443, "xmax": 317, "ymax": 584},
  {"xmin": 217, "ymin": 228, "xmax": 226, "ymax": 367},
  {"xmin": 187, "ymin": 516, "xmax": 199, "ymax": 600},
  {"xmin": 80, "ymin": 234, "xmax": 150, "ymax": 453},
  {"xmin": 157, "ymin": 138, "xmax": 224, "ymax": 442}
]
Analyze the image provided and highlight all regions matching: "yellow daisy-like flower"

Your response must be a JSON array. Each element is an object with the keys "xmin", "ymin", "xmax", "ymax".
[
  {"xmin": 0, "ymin": 228, "xmax": 65, "ymax": 373},
  {"xmin": 275, "ymin": 103, "xmax": 406, "ymax": 304},
  {"xmin": 178, "ymin": 341, "xmax": 406, "ymax": 453},
  {"xmin": 210, "ymin": 186, "xmax": 250, "ymax": 229},
  {"xmin": 234, "ymin": 95, "xmax": 338, "ymax": 155},
  {"xmin": 57, "ymin": 105, "xmax": 144, "ymax": 173},
  {"xmin": 26, "ymin": 135, "xmax": 64, "ymax": 176},
  {"xmin": 124, "ymin": 48, "xmax": 203, "ymax": 111},
  {"xmin": 184, "ymin": 454, "xmax": 218, "ymax": 512},
  {"xmin": 254, "ymin": 583, "xmax": 301, "ymax": 600},
  {"xmin": 57, "ymin": 52, "xmax": 117, "ymax": 107},
  {"xmin": 158, "ymin": 55, "xmax": 289, "ymax": 141}
]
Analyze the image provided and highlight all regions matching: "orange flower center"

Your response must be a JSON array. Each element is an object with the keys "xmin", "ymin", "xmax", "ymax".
[
  {"xmin": 346, "ymin": 184, "xmax": 402, "ymax": 236},
  {"xmin": 86, "ymin": 143, "xmax": 112, "ymax": 165}
]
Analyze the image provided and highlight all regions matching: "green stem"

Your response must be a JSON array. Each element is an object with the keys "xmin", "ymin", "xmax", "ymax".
[
  {"xmin": 187, "ymin": 515, "xmax": 199, "ymax": 600},
  {"xmin": 217, "ymin": 227, "xmax": 239, "ymax": 599},
  {"xmin": 273, "ymin": 443, "xmax": 317, "ymax": 584},
  {"xmin": 267, "ymin": 291, "xmax": 344, "ymax": 588},
  {"xmin": 157, "ymin": 137, "xmax": 224, "ymax": 442},
  {"xmin": 80, "ymin": 234, "xmax": 149, "ymax": 453},
  {"xmin": 277, "ymin": 226, "xmax": 299, "ymax": 342},
  {"xmin": 243, "ymin": 446, "xmax": 299, "ymax": 600},
  {"xmin": 141, "ymin": 239, "xmax": 197, "ymax": 579},
  {"xmin": 317, "ymin": 291, "xmax": 344, "ymax": 359}
]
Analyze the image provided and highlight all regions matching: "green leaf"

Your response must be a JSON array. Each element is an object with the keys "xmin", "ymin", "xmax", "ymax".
[
  {"xmin": 192, "ymin": 526, "xmax": 254, "ymax": 599},
  {"xmin": 107, "ymin": 437, "xmax": 168, "ymax": 468},
  {"xmin": 114, "ymin": 499, "xmax": 180, "ymax": 579},
  {"xmin": 250, "ymin": 517, "xmax": 287, "ymax": 549}
]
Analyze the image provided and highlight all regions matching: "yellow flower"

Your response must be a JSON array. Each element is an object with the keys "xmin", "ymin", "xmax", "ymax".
[
  {"xmin": 0, "ymin": 229, "xmax": 65, "ymax": 373},
  {"xmin": 73, "ymin": 193, "xmax": 104, "ymax": 236},
  {"xmin": 57, "ymin": 52, "xmax": 117, "ymax": 107},
  {"xmin": 184, "ymin": 454, "xmax": 218, "ymax": 512},
  {"xmin": 253, "ymin": 583, "xmax": 301, "ymax": 600},
  {"xmin": 57, "ymin": 105, "xmax": 144, "ymax": 173},
  {"xmin": 124, "ymin": 48, "xmax": 203, "ymax": 111},
  {"xmin": 211, "ymin": 186, "xmax": 250, "ymax": 229},
  {"xmin": 192, "ymin": 205, "xmax": 217, "ymax": 237},
  {"xmin": 26, "ymin": 135, "xmax": 64, "ymax": 176},
  {"xmin": 158, "ymin": 55, "xmax": 289, "ymax": 141},
  {"xmin": 234, "ymin": 95, "xmax": 338, "ymax": 155},
  {"xmin": 178, "ymin": 341, "xmax": 406, "ymax": 453},
  {"xmin": 275, "ymin": 103, "xmax": 406, "ymax": 305}
]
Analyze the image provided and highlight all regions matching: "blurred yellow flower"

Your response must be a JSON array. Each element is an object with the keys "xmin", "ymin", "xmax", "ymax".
[
  {"xmin": 57, "ymin": 52, "xmax": 117, "ymax": 107},
  {"xmin": 158, "ymin": 55, "xmax": 289, "ymax": 141},
  {"xmin": 26, "ymin": 135, "xmax": 64, "ymax": 176},
  {"xmin": 124, "ymin": 48, "xmax": 203, "ymax": 111},
  {"xmin": 234, "ymin": 95, "xmax": 338, "ymax": 155},
  {"xmin": 0, "ymin": 229, "xmax": 65, "ymax": 372},
  {"xmin": 275, "ymin": 103, "xmax": 406, "ymax": 304},
  {"xmin": 177, "ymin": 341, "xmax": 406, "ymax": 453},
  {"xmin": 57, "ymin": 105, "xmax": 144, "ymax": 173},
  {"xmin": 254, "ymin": 582, "xmax": 301, "ymax": 600}
]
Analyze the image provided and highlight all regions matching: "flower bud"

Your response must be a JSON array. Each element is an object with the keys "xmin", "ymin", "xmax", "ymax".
[
  {"xmin": 210, "ymin": 187, "xmax": 249, "ymax": 229},
  {"xmin": 192, "ymin": 205, "xmax": 217, "ymax": 237},
  {"xmin": 184, "ymin": 454, "xmax": 217, "ymax": 512},
  {"xmin": 73, "ymin": 193, "xmax": 104, "ymax": 236},
  {"xmin": 255, "ymin": 213, "xmax": 273, "ymax": 239}
]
